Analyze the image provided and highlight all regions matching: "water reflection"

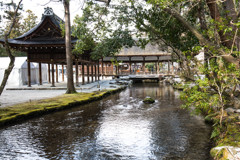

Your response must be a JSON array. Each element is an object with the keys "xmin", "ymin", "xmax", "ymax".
[
  {"xmin": 0, "ymin": 83, "xmax": 212, "ymax": 160},
  {"xmin": 97, "ymin": 109, "xmax": 152, "ymax": 159}
]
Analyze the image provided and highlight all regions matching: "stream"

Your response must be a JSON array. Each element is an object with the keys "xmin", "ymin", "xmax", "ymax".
[{"xmin": 0, "ymin": 83, "xmax": 212, "ymax": 160}]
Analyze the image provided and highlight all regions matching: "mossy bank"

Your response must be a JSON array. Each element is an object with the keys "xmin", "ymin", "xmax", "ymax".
[
  {"xmin": 173, "ymin": 83, "xmax": 240, "ymax": 160},
  {"xmin": 0, "ymin": 87, "xmax": 126, "ymax": 127}
]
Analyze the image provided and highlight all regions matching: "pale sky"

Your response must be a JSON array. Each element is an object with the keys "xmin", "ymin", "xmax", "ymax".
[{"xmin": 2, "ymin": 0, "xmax": 86, "ymax": 23}]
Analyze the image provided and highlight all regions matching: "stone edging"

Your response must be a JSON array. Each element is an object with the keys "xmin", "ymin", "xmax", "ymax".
[{"xmin": 0, "ymin": 86, "xmax": 126, "ymax": 128}]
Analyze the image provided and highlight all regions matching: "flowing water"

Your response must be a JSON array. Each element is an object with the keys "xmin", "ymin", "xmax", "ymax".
[{"xmin": 0, "ymin": 83, "xmax": 212, "ymax": 160}]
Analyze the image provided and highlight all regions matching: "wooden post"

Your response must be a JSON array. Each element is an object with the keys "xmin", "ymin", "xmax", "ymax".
[
  {"xmin": 112, "ymin": 63, "xmax": 114, "ymax": 75},
  {"xmin": 87, "ymin": 63, "xmax": 90, "ymax": 83},
  {"xmin": 143, "ymin": 56, "xmax": 145, "ymax": 75},
  {"xmin": 82, "ymin": 62, "xmax": 85, "ymax": 85},
  {"xmin": 98, "ymin": 61, "xmax": 100, "ymax": 81},
  {"xmin": 91, "ymin": 63, "xmax": 94, "ymax": 82},
  {"xmin": 95, "ymin": 63, "xmax": 97, "ymax": 81},
  {"xmin": 48, "ymin": 63, "xmax": 51, "ymax": 83},
  {"xmin": 157, "ymin": 57, "xmax": 160, "ymax": 74},
  {"xmin": 75, "ymin": 60, "xmax": 79, "ymax": 86},
  {"xmin": 101, "ymin": 59, "xmax": 104, "ymax": 79},
  {"xmin": 56, "ymin": 64, "xmax": 58, "ymax": 83},
  {"xmin": 168, "ymin": 60, "xmax": 170, "ymax": 74},
  {"xmin": 129, "ymin": 57, "xmax": 132, "ymax": 74},
  {"xmin": 117, "ymin": 65, "xmax": 120, "ymax": 75},
  {"xmin": 104, "ymin": 63, "xmax": 107, "ymax": 75},
  {"xmin": 27, "ymin": 60, "xmax": 31, "ymax": 87},
  {"xmin": 39, "ymin": 62, "xmax": 42, "ymax": 85},
  {"xmin": 51, "ymin": 61, "xmax": 55, "ymax": 87},
  {"xmin": 62, "ymin": 64, "xmax": 64, "ymax": 82}
]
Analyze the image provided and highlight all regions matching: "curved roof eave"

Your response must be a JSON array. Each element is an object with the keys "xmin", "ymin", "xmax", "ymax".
[
  {"xmin": 15, "ymin": 14, "xmax": 64, "ymax": 40},
  {"xmin": 0, "ymin": 39, "xmax": 77, "ymax": 46},
  {"xmin": 14, "ymin": 16, "xmax": 47, "ymax": 40}
]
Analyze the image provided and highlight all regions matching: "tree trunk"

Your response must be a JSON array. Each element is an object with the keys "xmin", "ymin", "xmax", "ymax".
[
  {"xmin": 0, "ymin": 38, "xmax": 15, "ymax": 96},
  {"xmin": 64, "ymin": 0, "xmax": 76, "ymax": 94},
  {"xmin": 0, "ymin": 0, "xmax": 22, "ymax": 96},
  {"xmin": 206, "ymin": 0, "xmax": 233, "ymax": 48}
]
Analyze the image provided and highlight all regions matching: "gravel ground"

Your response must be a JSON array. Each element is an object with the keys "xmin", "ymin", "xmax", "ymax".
[
  {"xmin": 0, "ymin": 90, "xmax": 66, "ymax": 108},
  {"xmin": 0, "ymin": 78, "xmax": 120, "ymax": 108}
]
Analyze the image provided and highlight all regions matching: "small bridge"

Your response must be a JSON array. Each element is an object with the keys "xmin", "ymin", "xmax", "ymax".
[{"xmin": 104, "ymin": 73, "xmax": 177, "ymax": 83}]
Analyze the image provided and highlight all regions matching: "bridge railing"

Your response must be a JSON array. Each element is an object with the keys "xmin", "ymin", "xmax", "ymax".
[{"xmin": 102, "ymin": 70, "xmax": 179, "ymax": 76}]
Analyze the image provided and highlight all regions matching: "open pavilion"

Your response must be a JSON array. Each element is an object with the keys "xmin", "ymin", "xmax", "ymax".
[
  {"xmin": 0, "ymin": 7, "xmax": 101, "ymax": 87},
  {"xmin": 0, "ymin": 7, "xmax": 175, "ymax": 88}
]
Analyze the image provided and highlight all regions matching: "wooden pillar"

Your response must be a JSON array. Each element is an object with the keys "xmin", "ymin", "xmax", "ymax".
[
  {"xmin": 101, "ymin": 59, "xmax": 104, "ymax": 79},
  {"xmin": 155, "ymin": 63, "xmax": 157, "ymax": 74},
  {"xmin": 82, "ymin": 63, "xmax": 85, "ymax": 85},
  {"xmin": 104, "ymin": 63, "xmax": 107, "ymax": 75},
  {"xmin": 27, "ymin": 60, "xmax": 31, "ymax": 87},
  {"xmin": 117, "ymin": 65, "xmax": 119, "ymax": 75},
  {"xmin": 95, "ymin": 63, "xmax": 97, "ymax": 81},
  {"xmin": 62, "ymin": 64, "xmax": 64, "ymax": 82},
  {"xmin": 87, "ymin": 63, "xmax": 90, "ymax": 83},
  {"xmin": 39, "ymin": 62, "xmax": 42, "ymax": 85},
  {"xmin": 168, "ymin": 60, "xmax": 170, "ymax": 74},
  {"xmin": 48, "ymin": 63, "xmax": 51, "ymax": 83},
  {"xmin": 112, "ymin": 63, "xmax": 114, "ymax": 75},
  {"xmin": 129, "ymin": 57, "xmax": 132, "ymax": 74},
  {"xmin": 75, "ymin": 60, "xmax": 79, "ymax": 86},
  {"xmin": 51, "ymin": 61, "xmax": 55, "ymax": 87},
  {"xmin": 157, "ymin": 57, "xmax": 160, "ymax": 74},
  {"xmin": 143, "ymin": 56, "xmax": 145, "ymax": 74},
  {"xmin": 56, "ymin": 64, "xmax": 58, "ymax": 83},
  {"xmin": 91, "ymin": 63, "xmax": 94, "ymax": 82},
  {"xmin": 98, "ymin": 61, "xmax": 100, "ymax": 81}
]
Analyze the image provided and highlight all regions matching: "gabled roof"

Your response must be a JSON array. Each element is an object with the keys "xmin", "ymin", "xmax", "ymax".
[
  {"xmin": 0, "ymin": 7, "xmax": 76, "ymax": 47},
  {"xmin": 16, "ymin": 16, "xmax": 62, "ymax": 40}
]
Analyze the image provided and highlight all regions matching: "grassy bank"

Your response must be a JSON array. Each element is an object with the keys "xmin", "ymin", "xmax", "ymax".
[{"xmin": 0, "ymin": 87, "xmax": 125, "ymax": 127}]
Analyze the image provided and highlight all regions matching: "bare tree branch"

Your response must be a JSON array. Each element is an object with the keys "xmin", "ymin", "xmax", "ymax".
[{"xmin": 6, "ymin": 0, "xmax": 23, "ymax": 37}]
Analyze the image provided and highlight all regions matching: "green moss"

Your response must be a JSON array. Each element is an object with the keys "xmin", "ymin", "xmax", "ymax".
[
  {"xmin": 172, "ymin": 83, "xmax": 185, "ymax": 90},
  {"xmin": 143, "ymin": 97, "xmax": 155, "ymax": 104},
  {"xmin": 0, "ymin": 87, "xmax": 126, "ymax": 127}
]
